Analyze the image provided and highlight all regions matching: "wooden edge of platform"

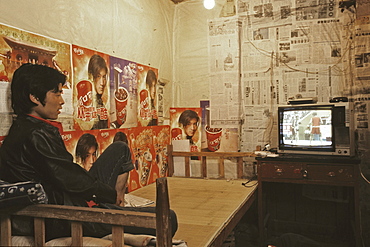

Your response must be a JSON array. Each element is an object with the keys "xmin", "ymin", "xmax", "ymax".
[{"xmin": 206, "ymin": 185, "xmax": 258, "ymax": 247}]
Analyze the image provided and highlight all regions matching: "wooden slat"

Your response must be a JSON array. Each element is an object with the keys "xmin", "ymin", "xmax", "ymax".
[
  {"xmin": 185, "ymin": 156, "xmax": 190, "ymax": 177},
  {"xmin": 34, "ymin": 217, "xmax": 45, "ymax": 246},
  {"xmin": 167, "ymin": 145, "xmax": 174, "ymax": 177},
  {"xmin": 219, "ymin": 157, "xmax": 225, "ymax": 178},
  {"xmin": 202, "ymin": 156, "xmax": 207, "ymax": 178},
  {"xmin": 71, "ymin": 221, "xmax": 83, "ymax": 247},
  {"xmin": 156, "ymin": 177, "xmax": 172, "ymax": 246},
  {"xmin": 237, "ymin": 157, "xmax": 243, "ymax": 178},
  {"xmin": 0, "ymin": 215, "xmax": 12, "ymax": 246},
  {"xmin": 111, "ymin": 225, "xmax": 124, "ymax": 247}
]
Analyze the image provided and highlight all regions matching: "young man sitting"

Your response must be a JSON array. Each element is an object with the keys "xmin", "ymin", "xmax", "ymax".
[{"xmin": 0, "ymin": 63, "xmax": 177, "ymax": 240}]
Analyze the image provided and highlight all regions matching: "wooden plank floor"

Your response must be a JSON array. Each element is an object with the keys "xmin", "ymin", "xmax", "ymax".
[{"xmin": 130, "ymin": 177, "xmax": 257, "ymax": 247}]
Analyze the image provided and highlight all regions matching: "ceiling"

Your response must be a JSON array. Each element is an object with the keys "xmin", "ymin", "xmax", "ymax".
[{"xmin": 171, "ymin": 0, "xmax": 187, "ymax": 4}]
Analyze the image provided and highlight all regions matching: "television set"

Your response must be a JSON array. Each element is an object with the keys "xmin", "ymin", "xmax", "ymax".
[{"xmin": 277, "ymin": 102, "xmax": 354, "ymax": 156}]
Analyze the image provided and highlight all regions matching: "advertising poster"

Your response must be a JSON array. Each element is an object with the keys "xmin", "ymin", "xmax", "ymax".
[
  {"xmin": 152, "ymin": 125, "xmax": 171, "ymax": 179},
  {"xmin": 72, "ymin": 45, "xmax": 110, "ymax": 131},
  {"xmin": 96, "ymin": 128, "xmax": 129, "ymax": 154},
  {"xmin": 61, "ymin": 129, "xmax": 99, "ymax": 170},
  {"xmin": 127, "ymin": 127, "xmax": 156, "ymax": 191},
  {"xmin": 170, "ymin": 107, "xmax": 202, "ymax": 152},
  {"xmin": 0, "ymin": 23, "xmax": 72, "ymax": 135},
  {"xmin": 137, "ymin": 64, "xmax": 158, "ymax": 127},
  {"xmin": 109, "ymin": 57, "xmax": 138, "ymax": 129}
]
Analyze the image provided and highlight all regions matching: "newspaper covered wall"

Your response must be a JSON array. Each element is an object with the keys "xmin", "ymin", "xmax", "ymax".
[{"xmin": 207, "ymin": 0, "xmax": 364, "ymax": 152}]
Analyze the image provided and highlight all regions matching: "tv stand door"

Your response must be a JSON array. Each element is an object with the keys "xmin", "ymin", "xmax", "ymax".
[{"xmin": 257, "ymin": 156, "xmax": 361, "ymax": 247}]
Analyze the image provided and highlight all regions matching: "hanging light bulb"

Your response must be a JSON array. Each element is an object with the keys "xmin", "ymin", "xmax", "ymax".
[{"xmin": 203, "ymin": 0, "xmax": 215, "ymax": 9}]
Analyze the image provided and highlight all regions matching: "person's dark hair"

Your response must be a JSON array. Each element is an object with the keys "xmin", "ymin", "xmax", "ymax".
[
  {"xmin": 178, "ymin": 110, "xmax": 199, "ymax": 127},
  {"xmin": 75, "ymin": 133, "xmax": 98, "ymax": 163},
  {"xmin": 11, "ymin": 63, "xmax": 66, "ymax": 115},
  {"xmin": 146, "ymin": 70, "xmax": 157, "ymax": 88},
  {"xmin": 88, "ymin": 54, "xmax": 108, "ymax": 79},
  {"xmin": 113, "ymin": 131, "xmax": 128, "ymax": 144}
]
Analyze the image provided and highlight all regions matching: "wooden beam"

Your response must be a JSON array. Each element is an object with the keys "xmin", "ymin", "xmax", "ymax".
[
  {"xmin": 171, "ymin": 151, "xmax": 254, "ymax": 158},
  {"xmin": 13, "ymin": 204, "xmax": 156, "ymax": 229}
]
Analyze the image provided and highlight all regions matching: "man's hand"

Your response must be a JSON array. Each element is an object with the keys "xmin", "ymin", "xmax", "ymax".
[{"xmin": 115, "ymin": 172, "xmax": 129, "ymax": 207}]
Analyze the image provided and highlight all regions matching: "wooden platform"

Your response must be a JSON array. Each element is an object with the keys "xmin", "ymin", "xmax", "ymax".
[{"xmin": 130, "ymin": 177, "xmax": 257, "ymax": 247}]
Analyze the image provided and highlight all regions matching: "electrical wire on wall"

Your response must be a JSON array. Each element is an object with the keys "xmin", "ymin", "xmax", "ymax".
[{"xmin": 238, "ymin": 17, "xmax": 244, "ymax": 152}]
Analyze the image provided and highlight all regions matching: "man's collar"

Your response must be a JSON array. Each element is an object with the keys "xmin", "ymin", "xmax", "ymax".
[{"xmin": 27, "ymin": 114, "xmax": 64, "ymax": 133}]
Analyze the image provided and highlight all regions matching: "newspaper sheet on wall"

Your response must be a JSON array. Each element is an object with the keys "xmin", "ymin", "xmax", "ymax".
[
  {"xmin": 240, "ymin": 105, "xmax": 276, "ymax": 151},
  {"xmin": 235, "ymin": 0, "xmax": 355, "ymax": 151},
  {"xmin": 208, "ymin": 16, "xmax": 242, "ymax": 128},
  {"xmin": 353, "ymin": 21, "xmax": 370, "ymax": 154},
  {"xmin": 354, "ymin": 23, "xmax": 370, "ymax": 93}
]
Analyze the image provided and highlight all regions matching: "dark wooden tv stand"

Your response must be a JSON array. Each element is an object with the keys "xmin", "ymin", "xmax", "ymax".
[{"xmin": 256, "ymin": 154, "xmax": 362, "ymax": 247}]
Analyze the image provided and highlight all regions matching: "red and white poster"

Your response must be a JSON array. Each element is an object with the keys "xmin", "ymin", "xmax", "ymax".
[
  {"xmin": 72, "ymin": 45, "xmax": 110, "ymax": 131},
  {"xmin": 137, "ymin": 64, "xmax": 158, "ymax": 127},
  {"xmin": 151, "ymin": 125, "xmax": 171, "ymax": 179},
  {"xmin": 170, "ymin": 108, "xmax": 202, "ymax": 152},
  {"xmin": 127, "ymin": 127, "xmax": 156, "ymax": 191}
]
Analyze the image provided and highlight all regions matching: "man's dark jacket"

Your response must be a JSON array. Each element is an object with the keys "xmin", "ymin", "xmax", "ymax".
[
  {"xmin": 0, "ymin": 114, "xmax": 116, "ymax": 205},
  {"xmin": 0, "ymin": 115, "xmax": 117, "ymax": 239}
]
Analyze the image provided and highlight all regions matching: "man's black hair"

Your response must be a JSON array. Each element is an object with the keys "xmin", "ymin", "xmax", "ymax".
[
  {"xmin": 146, "ymin": 69, "xmax": 157, "ymax": 87},
  {"xmin": 11, "ymin": 63, "xmax": 66, "ymax": 115},
  {"xmin": 178, "ymin": 109, "xmax": 199, "ymax": 126}
]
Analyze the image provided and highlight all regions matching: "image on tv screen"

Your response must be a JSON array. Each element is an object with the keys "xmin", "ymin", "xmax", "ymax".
[{"xmin": 281, "ymin": 109, "xmax": 332, "ymax": 146}]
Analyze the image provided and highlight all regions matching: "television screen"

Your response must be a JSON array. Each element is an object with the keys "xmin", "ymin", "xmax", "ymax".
[{"xmin": 278, "ymin": 105, "xmax": 333, "ymax": 152}]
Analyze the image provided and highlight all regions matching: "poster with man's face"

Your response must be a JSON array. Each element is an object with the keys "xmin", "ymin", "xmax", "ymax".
[
  {"xmin": 170, "ymin": 108, "xmax": 202, "ymax": 152},
  {"xmin": 137, "ymin": 64, "xmax": 158, "ymax": 127},
  {"xmin": 72, "ymin": 45, "xmax": 110, "ymax": 131}
]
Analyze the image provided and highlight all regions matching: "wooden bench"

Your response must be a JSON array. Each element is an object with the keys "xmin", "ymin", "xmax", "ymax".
[
  {"xmin": 0, "ymin": 177, "xmax": 172, "ymax": 247},
  {"xmin": 167, "ymin": 144, "xmax": 255, "ymax": 179}
]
